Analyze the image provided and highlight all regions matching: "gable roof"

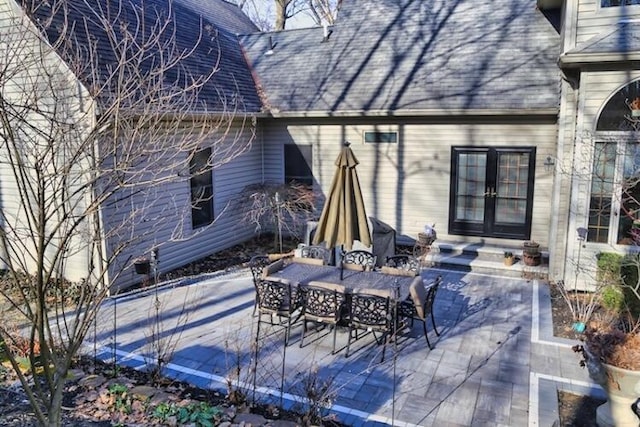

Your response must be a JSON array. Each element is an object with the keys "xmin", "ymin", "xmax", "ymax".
[
  {"xmin": 560, "ymin": 21, "xmax": 640, "ymax": 68},
  {"xmin": 19, "ymin": 0, "xmax": 261, "ymax": 114},
  {"xmin": 240, "ymin": 0, "xmax": 561, "ymax": 117}
]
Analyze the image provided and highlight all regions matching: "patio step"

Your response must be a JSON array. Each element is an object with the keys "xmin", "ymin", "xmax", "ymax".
[{"xmin": 423, "ymin": 241, "xmax": 549, "ymax": 279}]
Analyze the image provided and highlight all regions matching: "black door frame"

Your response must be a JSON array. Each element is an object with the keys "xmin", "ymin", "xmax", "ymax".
[{"xmin": 448, "ymin": 146, "xmax": 536, "ymax": 239}]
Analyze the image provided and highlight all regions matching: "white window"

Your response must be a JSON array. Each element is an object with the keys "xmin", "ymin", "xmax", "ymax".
[{"xmin": 587, "ymin": 79, "xmax": 640, "ymax": 245}]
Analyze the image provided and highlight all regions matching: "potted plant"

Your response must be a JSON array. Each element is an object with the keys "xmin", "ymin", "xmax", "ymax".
[
  {"xmin": 504, "ymin": 251, "xmax": 515, "ymax": 266},
  {"xmin": 630, "ymin": 97, "xmax": 640, "ymax": 117},
  {"xmin": 523, "ymin": 240, "xmax": 541, "ymax": 266},
  {"xmin": 573, "ymin": 254, "xmax": 640, "ymax": 427},
  {"xmin": 133, "ymin": 257, "xmax": 151, "ymax": 275}
]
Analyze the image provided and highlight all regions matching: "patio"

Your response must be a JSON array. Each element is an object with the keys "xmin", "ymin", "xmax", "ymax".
[{"xmin": 85, "ymin": 267, "xmax": 600, "ymax": 426}]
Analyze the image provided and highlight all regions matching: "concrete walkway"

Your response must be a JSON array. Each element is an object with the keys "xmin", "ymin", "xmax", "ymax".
[{"xmin": 84, "ymin": 268, "xmax": 604, "ymax": 427}]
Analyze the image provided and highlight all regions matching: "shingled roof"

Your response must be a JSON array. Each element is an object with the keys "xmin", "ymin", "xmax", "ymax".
[
  {"xmin": 240, "ymin": 0, "xmax": 561, "ymax": 116},
  {"xmin": 19, "ymin": 0, "xmax": 261, "ymax": 114}
]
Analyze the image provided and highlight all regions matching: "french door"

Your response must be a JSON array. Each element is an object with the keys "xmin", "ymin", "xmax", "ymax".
[{"xmin": 449, "ymin": 147, "xmax": 536, "ymax": 239}]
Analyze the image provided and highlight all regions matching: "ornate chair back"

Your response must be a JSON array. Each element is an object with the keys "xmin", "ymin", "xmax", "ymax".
[
  {"xmin": 249, "ymin": 255, "xmax": 271, "ymax": 283},
  {"xmin": 299, "ymin": 281, "xmax": 347, "ymax": 354},
  {"xmin": 255, "ymin": 278, "xmax": 301, "ymax": 346},
  {"xmin": 342, "ymin": 250, "xmax": 377, "ymax": 271},
  {"xmin": 384, "ymin": 255, "xmax": 420, "ymax": 274},
  {"xmin": 346, "ymin": 288, "xmax": 394, "ymax": 360},
  {"xmin": 249, "ymin": 255, "xmax": 271, "ymax": 316},
  {"xmin": 300, "ymin": 245, "xmax": 331, "ymax": 265}
]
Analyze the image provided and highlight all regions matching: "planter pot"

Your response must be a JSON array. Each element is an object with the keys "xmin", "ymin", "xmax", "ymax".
[
  {"xmin": 523, "ymin": 240, "xmax": 540, "ymax": 255},
  {"xmin": 134, "ymin": 260, "xmax": 150, "ymax": 275},
  {"xmin": 523, "ymin": 252, "xmax": 541, "ymax": 266},
  {"xmin": 588, "ymin": 361, "xmax": 640, "ymax": 427},
  {"xmin": 504, "ymin": 257, "xmax": 514, "ymax": 266}
]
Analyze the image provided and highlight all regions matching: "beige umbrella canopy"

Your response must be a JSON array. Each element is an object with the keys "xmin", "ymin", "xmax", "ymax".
[{"xmin": 313, "ymin": 142, "xmax": 371, "ymax": 251}]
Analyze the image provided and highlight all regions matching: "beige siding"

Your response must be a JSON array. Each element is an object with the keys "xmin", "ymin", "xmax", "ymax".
[
  {"xmin": 0, "ymin": 0, "xmax": 94, "ymax": 281},
  {"xmin": 267, "ymin": 120, "xmax": 557, "ymax": 249},
  {"xmin": 564, "ymin": 70, "xmax": 640, "ymax": 290},
  {"xmin": 106, "ymin": 122, "xmax": 259, "ymax": 291},
  {"xmin": 574, "ymin": 0, "xmax": 640, "ymax": 46}
]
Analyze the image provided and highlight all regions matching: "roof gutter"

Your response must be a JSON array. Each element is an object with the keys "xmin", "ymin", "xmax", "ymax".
[
  {"xmin": 264, "ymin": 108, "xmax": 559, "ymax": 119},
  {"xmin": 559, "ymin": 52, "xmax": 640, "ymax": 68}
]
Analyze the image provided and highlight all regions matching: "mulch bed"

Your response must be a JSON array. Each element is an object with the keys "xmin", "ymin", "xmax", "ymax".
[{"xmin": 549, "ymin": 284, "xmax": 606, "ymax": 426}]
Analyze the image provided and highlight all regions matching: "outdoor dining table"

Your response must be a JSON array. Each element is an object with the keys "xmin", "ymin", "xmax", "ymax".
[{"xmin": 263, "ymin": 261, "xmax": 421, "ymax": 300}]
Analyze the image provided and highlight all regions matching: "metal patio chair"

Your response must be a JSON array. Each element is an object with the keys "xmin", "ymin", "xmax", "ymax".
[
  {"xmin": 299, "ymin": 281, "xmax": 347, "ymax": 354},
  {"xmin": 255, "ymin": 278, "xmax": 302, "ymax": 346},
  {"xmin": 345, "ymin": 288, "xmax": 395, "ymax": 362},
  {"xmin": 397, "ymin": 275, "xmax": 442, "ymax": 349},
  {"xmin": 249, "ymin": 255, "xmax": 271, "ymax": 316}
]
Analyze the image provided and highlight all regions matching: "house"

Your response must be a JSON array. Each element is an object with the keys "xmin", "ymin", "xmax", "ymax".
[
  {"xmin": 0, "ymin": 0, "xmax": 264, "ymax": 291},
  {"xmin": 2, "ymin": 0, "xmax": 638, "ymax": 291},
  {"xmin": 240, "ymin": 0, "xmax": 564, "ymax": 274},
  {"xmin": 556, "ymin": 0, "xmax": 640, "ymax": 289},
  {"xmin": 242, "ymin": 0, "xmax": 640, "ymax": 291}
]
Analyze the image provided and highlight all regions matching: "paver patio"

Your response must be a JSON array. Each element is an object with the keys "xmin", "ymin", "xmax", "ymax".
[{"xmin": 84, "ymin": 268, "xmax": 602, "ymax": 426}]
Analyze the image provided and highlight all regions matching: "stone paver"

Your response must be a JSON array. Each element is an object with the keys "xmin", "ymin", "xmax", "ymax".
[{"xmin": 83, "ymin": 268, "xmax": 598, "ymax": 426}]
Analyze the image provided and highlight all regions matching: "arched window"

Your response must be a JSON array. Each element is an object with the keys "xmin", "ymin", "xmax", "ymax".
[
  {"xmin": 588, "ymin": 80, "xmax": 640, "ymax": 245},
  {"xmin": 596, "ymin": 80, "xmax": 640, "ymax": 131}
]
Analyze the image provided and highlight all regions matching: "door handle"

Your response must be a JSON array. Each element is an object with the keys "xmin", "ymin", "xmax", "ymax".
[{"xmin": 484, "ymin": 187, "xmax": 497, "ymax": 197}]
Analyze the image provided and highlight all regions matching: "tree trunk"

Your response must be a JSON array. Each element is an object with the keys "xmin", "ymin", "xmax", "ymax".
[{"xmin": 274, "ymin": 0, "xmax": 290, "ymax": 30}]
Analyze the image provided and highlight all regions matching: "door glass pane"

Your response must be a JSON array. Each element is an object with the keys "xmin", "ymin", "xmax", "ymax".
[
  {"xmin": 588, "ymin": 142, "xmax": 616, "ymax": 243},
  {"xmin": 455, "ymin": 153, "xmax": 486, "ymax": 221},
  {"xmin": 495, "ymin": 152, "xmax": 529, "ymax": 224},
  {"xmin": 618, "ymin": 143, "xmax": 640, "ymax": 245}
]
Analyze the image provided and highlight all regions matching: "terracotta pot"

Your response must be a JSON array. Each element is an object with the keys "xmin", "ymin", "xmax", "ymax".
[
  {"xmin": 504, "ymin": 256, "xmax": 514, "ymax": 266},
  {"xmin": 589, "ymin": 361, "xmax": 640, "ymax": 427}
]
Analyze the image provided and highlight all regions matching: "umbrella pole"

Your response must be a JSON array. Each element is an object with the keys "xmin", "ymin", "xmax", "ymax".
[{"xmin": 339, "ymin": 246, "xmax": 344, "ymax": 280}]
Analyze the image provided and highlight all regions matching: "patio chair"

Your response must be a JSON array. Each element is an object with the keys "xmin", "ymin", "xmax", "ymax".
[
  {"xmin": 255, "ymin": 278, "xmax": 302, "ymax": 346},
  {"xmin": 397, "ymin": 275, "xmax": 442, "ymax": 349},
  {"xmin": 299, "ymin": 281, "xmax": 347, "ymax": 354},
  {"xmin": 384, "ymin": 255, "xmax": 420, "ymax": 275},
  {"xmin": 345, "ymin": 288, "xmax": 394, "ymax": 362},
  {"xmin": 249, "ymin": 255, "xmax": 271, "ymax": 316},
  {"xmin": 300, "ymin": 245, "xmax": 331, "ymax": 265},
  {"xmin": 342, "ymin": 250, "xmax": 376, "ymax": 271}
]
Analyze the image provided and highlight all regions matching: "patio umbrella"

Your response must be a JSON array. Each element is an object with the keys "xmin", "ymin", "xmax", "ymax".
[{"xmin": 313, "ymin": 142, "xmax": 371, "ymax": 253}]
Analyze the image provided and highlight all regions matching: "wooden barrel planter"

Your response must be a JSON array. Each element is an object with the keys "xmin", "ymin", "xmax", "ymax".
[{"xmin": 523, "ymin": 241, "xmax": 541, "ymax": 266}]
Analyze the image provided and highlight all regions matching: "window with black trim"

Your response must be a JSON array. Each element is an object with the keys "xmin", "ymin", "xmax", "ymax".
[
  {"xmin": 190, "ymin": 148, "xmax": 213, "ymax": 229},
  {"xmin": 364, "ymin": 131, "xmax": 398, "ymax": 143},
  {"xmin": 284, "ymin": 144, "xmax": 312, "ymax": 185}
]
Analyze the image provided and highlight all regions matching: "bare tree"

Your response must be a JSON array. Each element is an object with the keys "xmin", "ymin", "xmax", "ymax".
[
  {"xmin": 0, "ymin": 0, "xmax": 253, "ymax": 425},
  {"xmin": 235, "ymin": 0, "xmax": 340, "ymax": 31},
  {"xmin": 304, "ymin": 0, "xmax": 341, "ymax": 26}
]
